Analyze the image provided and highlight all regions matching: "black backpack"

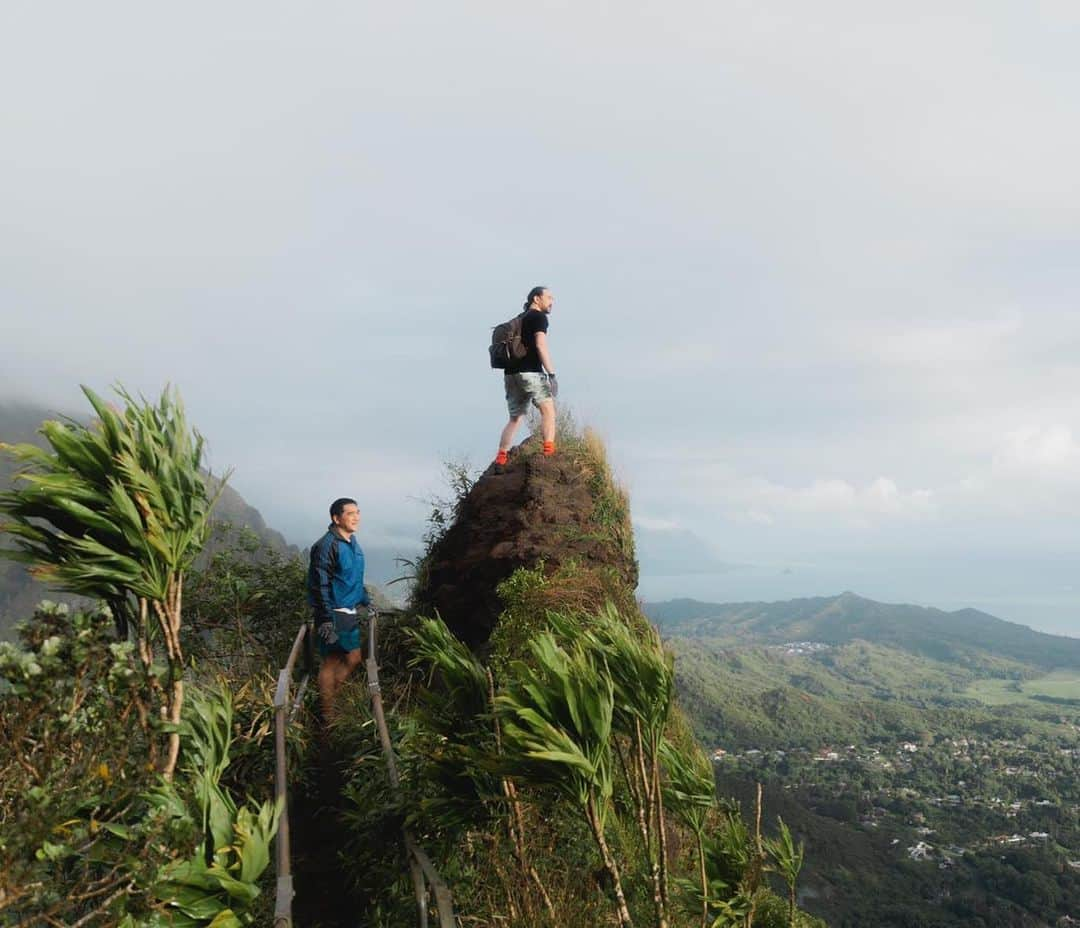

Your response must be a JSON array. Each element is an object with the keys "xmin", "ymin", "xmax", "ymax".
[{"xmin": 489, "ymin": 312, "xmax": 530, "ymax": 369}]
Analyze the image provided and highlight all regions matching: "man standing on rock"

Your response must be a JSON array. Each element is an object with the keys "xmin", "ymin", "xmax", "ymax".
[
  {"xmin": 495, "ymin": 285, "xmax": 558, "ymax": 465},
  {"xmin": 308, "ymin": 497, "xmax": 371, "ymax": 721}
]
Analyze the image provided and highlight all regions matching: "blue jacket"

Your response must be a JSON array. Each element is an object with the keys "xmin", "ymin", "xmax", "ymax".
[{"xmin": 307, "ymin": 528, "xmax": 368, "ymax": 625}]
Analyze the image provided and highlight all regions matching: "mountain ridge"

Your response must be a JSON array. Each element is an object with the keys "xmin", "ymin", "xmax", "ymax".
[{"xmin": 643, "ymin": 591, "xmax": 1080, "ymax": 670}]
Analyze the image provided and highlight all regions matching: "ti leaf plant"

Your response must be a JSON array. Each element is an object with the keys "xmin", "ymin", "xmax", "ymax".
[
  {"xmin": 549, "ymin": 602, "xmax": 676, "ymax": 927},
  {"xmin": 144, "ymin": 686, "xmax": 281, "ymax": 927},
  {"xmin": 495, "ymin": 632, "xmax": 635, "ymax": 927},
  {"xmin": 661, "ymin": 739, "xmax": 717, "ymax": 928},
  {"xmin": 765, "ymin": 818, "xmax": 805, "ymax": 928},
  {"xmin": 0, "ymin": 385, "xmax": 224, "ymax": 778}
]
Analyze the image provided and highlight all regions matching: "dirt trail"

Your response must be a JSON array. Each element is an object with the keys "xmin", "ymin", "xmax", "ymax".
[{"xmin": 290, "ymin": 738, "xmax": 370, "ymax": 928}]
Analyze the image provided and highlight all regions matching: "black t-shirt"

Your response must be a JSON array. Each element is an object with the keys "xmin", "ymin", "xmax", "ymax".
[{"xmin": 505, "ymin": 310, "xmax": 549, "ymax": 374}]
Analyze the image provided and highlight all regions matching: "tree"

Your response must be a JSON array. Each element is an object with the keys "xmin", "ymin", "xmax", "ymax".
[
  {"xmin": 765, "ymin": 818, "xmax": 805, "ymax": 928},
  {"xmin": 0, "ymin": 607, "xmax": 280, "ymax": 925},
  {"xmin": 0, "ymin": 385, "xmax": 222, "ymax": 778},
  {"xmin": 406, "ymin": 614, "xmax": 557, "ymax": 920},
  {"xmin": 495, "ymin": 632, "xmax": 634, "ymax": 927},
  {"xmin": 661, "ymin": 739, "xmax": 716, "ymax": 928},
  {"xmin": 551, "ymin": 603, "xmax": 676, "ymax": 926}
]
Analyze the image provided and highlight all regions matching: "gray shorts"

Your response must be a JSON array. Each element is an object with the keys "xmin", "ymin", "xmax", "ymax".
[{"xmin": 505, "ymin": 372, "xmax": 553, "ymax": 418}]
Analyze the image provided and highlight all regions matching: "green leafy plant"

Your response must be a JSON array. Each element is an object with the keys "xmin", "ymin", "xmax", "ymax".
[
  {"xmin": 697, "ymin": 790, "xmax": 801, "ymax": 928},
  {"xmin": 495, "ymin": 632, "xmax": 635, "ymax": 926},
  {"xmin": 0, "ymin": 385, "xmax": 223, "ymax": 778},
  {"xmin": 662, "ymin": 739, "xmax": 717, "ymax": 927},
  {"xmin": 184, "ymin": 525, "xmax": 309, "ymax": 668},
  {"xmin": 406, "ymin": 614, "xmax": 562, "ymax": 922},
  {"xmin": 548, "ymin": 603, "xmax": 675, "ymax": 927},
  {"xmin": 764, "ymin": 818, "xmax": 805, "ymax": 928},
  {"xmin": 405, "ymin": 615, "xmax": 498, "ymax": 828},
  {"xmin": 0, "ymin": 603, "xmax": 158, "ymax": 924},
  {"xmin": 146, "ymin": 686, "xmax": 282, "ymax": 927}
]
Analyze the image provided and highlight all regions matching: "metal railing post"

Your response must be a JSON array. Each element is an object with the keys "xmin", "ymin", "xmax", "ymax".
[
  {"xmin": 273, "ymin": 622, "xmax": 310, "ymax": 928},
  {"xmin": 271, "ymin": 611, "xmax": 457, "ymax": 928},
  {"xmin": 366, "ymin": 610, "xmax": 457, "ymax": 928}
]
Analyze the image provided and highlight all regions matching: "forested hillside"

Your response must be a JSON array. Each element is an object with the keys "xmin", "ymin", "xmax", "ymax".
[{"xmin": 646, "ymin": 594, "xmax": 1080, "ymax": 926}]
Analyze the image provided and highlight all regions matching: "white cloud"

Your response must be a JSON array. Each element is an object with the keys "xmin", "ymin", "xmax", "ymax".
[
  {"xmin": 939, "ymin": 423, "xmax": 1080, "ymax": 523},
  {"xmin": 992, "ymin": 425, "xmax": 1080, "ymax": 477},
  {"xmin": 629, "ymin": 449, "xmax": 939, "ymax": 530},
  {"xmin": 736, "ymin": 475, "xmax": 937, "ymax": 524},
  {"xmin": 861, "ymin": 317, "xmax": 1023, "ymax": 367},
  {"xmin": 634, "ymin": 516, "xmax": 683, "ymax": 532},
  {"xmin": 4, "ymin": 1, "xmax": 1080, "ymax": 626},
  {"xmin": 739, "ymin": 510, "xmax": 775, "ymax": 527}
]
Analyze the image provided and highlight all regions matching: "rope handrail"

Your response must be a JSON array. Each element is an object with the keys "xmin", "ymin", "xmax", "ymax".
[
  {"xmin": 366, "ymin": 609, "xmax": 457, "ymax": 928},
  {"xmin": 272, "ymin": 621, "xmax": 313, "ymax": 928},
  {"xmin": 271, "ymin": 609, "xmax": 456, "ymax": 928}
]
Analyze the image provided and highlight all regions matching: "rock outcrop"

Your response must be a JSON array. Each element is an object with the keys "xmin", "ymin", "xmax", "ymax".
[{"xmin": 414, "ymin": 435, "xmax": 637, "ymax": 647}]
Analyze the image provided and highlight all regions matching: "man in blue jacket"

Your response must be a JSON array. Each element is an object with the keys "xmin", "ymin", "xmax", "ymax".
[{"xmin": 308, "ymin": 497, "xmax": 370, "ymax": 720}]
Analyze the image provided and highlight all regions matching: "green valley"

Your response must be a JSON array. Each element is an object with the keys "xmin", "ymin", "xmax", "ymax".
[
  {"xmin": 646, "ymin": 594, "xmax": 1080, "ymax": 927},
  {"xmin": 967, "ymin": 670, "xmax": 1080, "ymax": 707}
]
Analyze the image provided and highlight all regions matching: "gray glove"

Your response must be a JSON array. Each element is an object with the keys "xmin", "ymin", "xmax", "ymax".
[
  {"xmin": 317, "ymin": 621, "xmax": 338, "ymax": 645},
  {"xmin": 547, "ymin": 372, "xmax": 559, "ymax": 399},
  {"xmin": 367, "ymin": 603, "xmax": 379, "ymax": 621}
]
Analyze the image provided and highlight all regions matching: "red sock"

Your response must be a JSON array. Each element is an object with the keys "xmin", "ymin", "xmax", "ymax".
[
  {"xmin": 542, "ymin": 441, "xmax": 555, "ymax": 456},
  {"xmin": 495, "ymin": 449, "xmax": 508, "ymax": 465}
]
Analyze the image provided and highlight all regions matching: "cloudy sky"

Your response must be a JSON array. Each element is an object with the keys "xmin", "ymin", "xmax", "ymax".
[{"xmin": 3, "ymin": 2, "xmax": 1078, "ymax": 634}]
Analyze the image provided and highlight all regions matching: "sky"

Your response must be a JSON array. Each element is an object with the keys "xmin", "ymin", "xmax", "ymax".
[{"xmin": 2, "ymin": 2, "xmax": 1079, "ymax": 636}]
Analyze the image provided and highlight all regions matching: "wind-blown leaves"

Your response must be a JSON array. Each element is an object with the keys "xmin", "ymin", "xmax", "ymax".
[
  {"xmin": 765, "ymin": 817, "xmax": 805, "ymax": 928},
  {"xmin": 407, "ymin": 615, "xmax": 490, "ymax": 730},
  {"xmin": 0, "ymin": 384, "xmax": 226, "ymax": 779},
  {"xmin": 0, "ymin": 384, "xmax": 223, "ymax": 606},
  {"xmin": 662, "ymin": 739, "xmax": 718, "ymax": 926},
  {"xmin": 148, "ymin": 686, "xmax": 282, "ymax": 927},
  {"xmin": 548, "ymin": 604, "xmax": 676, "ymax": 925},
  {"xmin": 404, "ymin": 615, "xmax": 501, "ymax": 829},
  {"xmin": 494, "ymin": 630, "xmax": 635, "ymax": 926},
  {"xmin": 495, "ymin": 632, "xmax": 614, "ymax": 809},
  {"xmin": 661, "ymin": 739, "xmax": 715, "ymax": 834},
  {"xmin": 581, "ymin": 603, "xmax": 674, "ymax": 740}
]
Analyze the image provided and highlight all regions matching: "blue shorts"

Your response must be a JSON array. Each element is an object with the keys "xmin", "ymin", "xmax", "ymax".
[{"xmin": 318, "ymin": 611, "xmax": 364, "ymax": 657}]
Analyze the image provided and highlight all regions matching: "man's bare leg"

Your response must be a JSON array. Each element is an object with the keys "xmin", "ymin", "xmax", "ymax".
[
  {"xmin": 318, "ymin": 655, "xmax": 343, "ymax": 723},
  {"xmin": 499, "ymin": 414, "xmax": 526, "ymax": 453},
  {"xmin": 340, "ymin": 648, "xmax": 363, "ymax": 684},
  {"xmin": 537, "ymin": 399, "xmax": 556, "ymax": 444},
  {"xmin": 318, "ymin": 649, "xmax": 364, "ymax": 723}
]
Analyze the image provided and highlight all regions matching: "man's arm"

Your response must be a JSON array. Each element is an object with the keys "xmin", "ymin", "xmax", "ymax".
[
  {"xmin": 353, "ymin": 542, "xmax": 369, "ymax": 607},
  {"xmin": 535, "ymin": 331, "xmax": 555, "ymax": 375},
  {"xmin": 309, "ymin": 540, "xmax": 337, "ymax": 626}
]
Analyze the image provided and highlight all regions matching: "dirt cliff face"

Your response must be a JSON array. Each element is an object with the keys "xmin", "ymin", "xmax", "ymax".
[{"xmin": 414, "ymin": 437, "xmax": 637, "ymax": 648}]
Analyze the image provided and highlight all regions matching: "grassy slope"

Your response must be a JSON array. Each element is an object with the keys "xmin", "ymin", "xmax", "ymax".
[
  {"xmin": 967, "ymin": 670, "xmax": 1080, "ymax": 706},
  {"xmin": 667, "ymin": 635, "xmax": 1032, "ymax": 750}
]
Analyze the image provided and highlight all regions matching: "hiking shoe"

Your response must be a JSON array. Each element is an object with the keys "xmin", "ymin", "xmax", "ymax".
[
  {"xmin": 542, "ymin": 441, "xmax": 555, "ymax": 456},
  {"xmin": 495, "ymin": 450, "xmax": 509, "ymax": 466}
]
